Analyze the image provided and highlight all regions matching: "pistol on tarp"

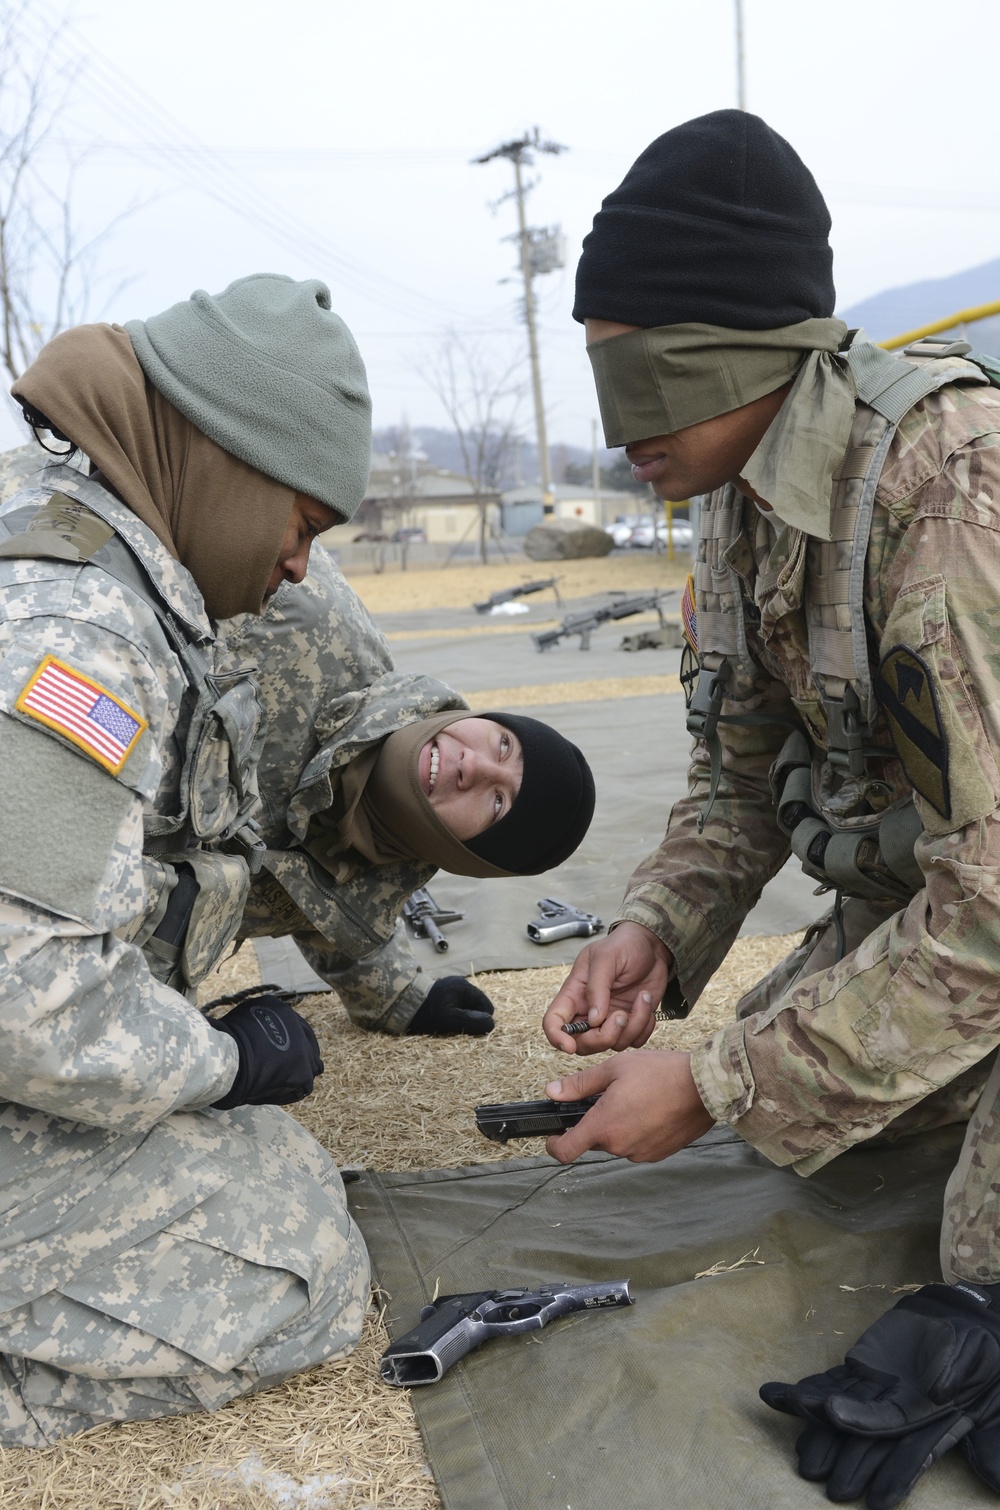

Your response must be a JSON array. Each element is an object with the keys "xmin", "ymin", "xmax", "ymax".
[
  {"xmin": 473, "ymin": 576, "xmax": 561, "ymax": 614},
  {"xmin": 532, "ymin": 589, "xmax": 668, "ymax": 651},
  {"xmin": 527, "ymin": 897, "xmax": 603, "ymax": 944},
  {"xmin": 379, "ymin": 1279, "xmax": 633, "ymax": 1386},
  {"xmin": 402, "ymin": 887, "xmax": 464, "ymax": 953}
]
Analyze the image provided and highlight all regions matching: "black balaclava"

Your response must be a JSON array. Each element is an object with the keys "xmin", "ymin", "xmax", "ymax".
[
  {"xmin": 464, "ymin": 712, "xmax": 596, "ymax": 874},
  {"xmin": 324, "ymin": 711, "xmax": 597, "ymax": 878},
  {"xmin": 573, "ymin": 109, "xmax": 835, "ymax": 330}
]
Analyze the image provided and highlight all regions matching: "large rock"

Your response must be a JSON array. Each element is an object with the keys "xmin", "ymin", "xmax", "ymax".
[{"xmin": 523, "ymin": 517, "xmax": 614, "ymax": 561}]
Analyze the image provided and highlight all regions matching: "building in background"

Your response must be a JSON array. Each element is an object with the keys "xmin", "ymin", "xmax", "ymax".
[
  {"xmin": 322, "ymin": 449, "xmax": 501, "ymax": 547},
  {"xmin": 499, "ymin": 481, "xmax": 636, "ymax": 535}
]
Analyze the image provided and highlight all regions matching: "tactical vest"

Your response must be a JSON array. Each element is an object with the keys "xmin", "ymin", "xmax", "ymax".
[
  {"xmin": 688, "ymin": 334, "xmax": 1000, "ymax": 906},
  {"xmin": 0, "ymin": 468, "xmax": 265, "ymax": 993}
]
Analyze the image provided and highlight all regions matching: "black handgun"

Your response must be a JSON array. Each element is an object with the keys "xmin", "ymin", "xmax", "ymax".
[
  {"xmin": 475, "ymin": 1096, "xmax": 601, "ymax": 1143},
  {"xmin": 379, "ymin": 1278, "xmax": 633, "ymax": 1386}
]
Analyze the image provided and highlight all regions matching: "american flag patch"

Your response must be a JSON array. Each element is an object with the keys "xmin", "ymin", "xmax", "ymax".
[
  {"xmin": 16, "ymin": 656, "xmax": 146, "ymax": 775},
  {"xmin": 681, "ymin": 573, "xmax": 698, "ymax": 654}
]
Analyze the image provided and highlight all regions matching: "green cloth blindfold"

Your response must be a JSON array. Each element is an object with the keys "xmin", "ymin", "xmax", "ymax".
[{"xmin": 587, "ymin": 318, "xmax": 848, "ymax": 446}]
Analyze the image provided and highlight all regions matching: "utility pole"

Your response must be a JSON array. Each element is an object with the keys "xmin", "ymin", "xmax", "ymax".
[
  {"xmin": 735, "ymin": 0, "xmax": 747, "ymax": 110},
  {"xmin": 474, "ymin": 128, "xmax": 567, "ymax": 510},
  {"xmin": 591, "ymin": 417, "xmax": 602, "ymax": 526}
]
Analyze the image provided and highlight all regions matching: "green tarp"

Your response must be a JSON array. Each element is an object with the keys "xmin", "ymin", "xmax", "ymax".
[{"xmin": 348, "ymin": 1125, "xmax": 993, "ymax": 1510}]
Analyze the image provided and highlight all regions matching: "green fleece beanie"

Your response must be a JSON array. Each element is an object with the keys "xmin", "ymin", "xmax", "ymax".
[{"xmin": 124, "ymin": 273, "xmax": 372, "ymax": 521}]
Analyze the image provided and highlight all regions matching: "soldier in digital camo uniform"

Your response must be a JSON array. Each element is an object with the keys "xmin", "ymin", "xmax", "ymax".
[
  {"xmin": 2, "ymin": 440, "xmax": 595, "ymax": 1040},
  {"xmin": 0, "ymin": 278, "xmax": 599, "ymax": 1445},
  {"xmin": 226, "ymin": 548, "xmax": 595, "ymax": 1039},
  {"xmin": 0, "ymin": 276, "xmax": 377, "ymax": 1445},
  {"xmin": 538, "ymin": 112, "xmax": 1000, "ymax": 1499}
]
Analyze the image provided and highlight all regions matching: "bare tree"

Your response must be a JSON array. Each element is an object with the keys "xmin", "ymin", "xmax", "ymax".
[
  {"xmin": 418, "ymin": 333, "xmax": 526, "ymax": 564},
  {"xmin": 0, "ymin": 1, "xmax": 134, "ymax": 386}
]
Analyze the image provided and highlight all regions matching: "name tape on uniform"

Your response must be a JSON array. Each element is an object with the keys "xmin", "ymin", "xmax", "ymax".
[{"xmin": 16, "ymin": 655, "xmax": 147, "ymax": 776}]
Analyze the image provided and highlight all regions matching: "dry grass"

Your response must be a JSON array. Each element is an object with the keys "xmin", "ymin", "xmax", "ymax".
[
  {"xmin": 3, "ymin": 932, "xmax": 799, "ymax": 1507},
  {"xmin": 342, "ymin": 555, "xmax": 691, "ymax": 614}
]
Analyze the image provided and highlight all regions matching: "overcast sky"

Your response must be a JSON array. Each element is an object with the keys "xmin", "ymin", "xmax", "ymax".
[{"xmin": 3, "ymin": 0, "xmax": 1000, "ymax": 457}]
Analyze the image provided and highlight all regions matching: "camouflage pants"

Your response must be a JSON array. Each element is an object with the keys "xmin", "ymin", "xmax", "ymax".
[
  {"xmin": 736, "ymin": 897, "xmax": 1000, "ymax": 1279},
  {"xmin": 0, "ymin": 1105, "xmax": 369, "ymax": 1447}
]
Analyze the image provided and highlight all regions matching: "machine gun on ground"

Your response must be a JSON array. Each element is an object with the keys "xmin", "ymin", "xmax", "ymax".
[
  {"xmin": 532, "ymin": 591, "xmax": 669, "ymax": 651},
  {"xmin": 474, "ymin": 577, "xmax": 561, "ymax": 614},
  {"xmin": 402, "ymin": 887, "xmax": 464, "ymax": 952}
]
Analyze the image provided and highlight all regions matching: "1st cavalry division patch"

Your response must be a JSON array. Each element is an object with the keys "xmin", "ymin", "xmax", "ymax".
[
  {"xmin": 874, "ymin": 645, "xmax": 950, "ymax": 818},
  {"xmin": 15, "ymin": 656, "xmax": 146, "ymax": 776}
]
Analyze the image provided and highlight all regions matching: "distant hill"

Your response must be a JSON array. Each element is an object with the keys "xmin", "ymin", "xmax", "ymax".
[
  {"xmin": 385, "ymin": 258, "xmax": 1000, "ymax": 477},
  {"xmin": 839, "ymin": 256, "xmax": 1000, "ymax": 355},
  {"xmin": 371, "ymin": 426, "xmax": 630, "ymax": 491}
]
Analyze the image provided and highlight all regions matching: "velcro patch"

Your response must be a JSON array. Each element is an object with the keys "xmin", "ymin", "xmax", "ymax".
[
  {"xmin": 0, "ymin": 493, "xmax": 115, "ymax": 562},
  {"xmin": 16, "ymin": 656, "xmax": 146, "ymax": 776},
  {"xmin": 874, "ymin": 645, "xmax": 950, "ymax": 818}
]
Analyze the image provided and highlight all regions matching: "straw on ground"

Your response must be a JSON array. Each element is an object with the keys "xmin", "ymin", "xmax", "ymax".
[{"xmin": 0, "ymin": 933, "xmax": 799, "ymax": 1509}]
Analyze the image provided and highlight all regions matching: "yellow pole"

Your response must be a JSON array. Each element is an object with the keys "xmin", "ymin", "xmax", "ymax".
[{"xmin": 879, "ymin": 299, "xmax": 1000, "ymax": 351}]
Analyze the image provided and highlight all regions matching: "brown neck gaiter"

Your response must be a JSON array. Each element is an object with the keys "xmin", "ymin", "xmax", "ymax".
[
  {"xmin": 306, "ymin": 713, "xmax": 515, "ymax": 879},
  {"xmin": 12, "ymin": 323, "xmax": 295, "ymax": 619}
]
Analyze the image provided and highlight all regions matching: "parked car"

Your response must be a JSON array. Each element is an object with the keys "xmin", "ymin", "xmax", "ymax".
[
  {"xmin": 656, "ymin": 520, "xmax": 694, "ymax": 548},
  {"xmin": 628, "ymin": 516, "xmax": 657, "ymax": 548},
  {"xmin": 605, "ymin": 514, "xmax": 694, "ymax": 549},
  {"xmin": 391, "ymin": 527, "xmax": 428, "ymax": 543},
  {"xmin": 604, "ymin": 519, "xmax": 636, "ymax": 548}
]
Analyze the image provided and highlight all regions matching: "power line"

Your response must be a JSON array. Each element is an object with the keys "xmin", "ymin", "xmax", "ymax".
[
  {"xmin": 14, "ymin": 8, "xmax": 498, "ymax": 329},
  {"xmin": 473, "ymin": 128, "xmax": 567, "ymax": 505}
]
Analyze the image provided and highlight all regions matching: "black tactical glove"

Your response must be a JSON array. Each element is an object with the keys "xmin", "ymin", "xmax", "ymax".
[
  {"xmin": 962, "ymin": 1380, "xmax": 1000, "ymax": 1492},
  {"xmin": 406, "ymin": 976, "xmax": 495, "ymax": 1037},
  {"xmin": 760, "ymin": 1281, "xmax": 1000, "ymax": 1508},
  {"xmin": 210, "ymin": 993, "xmax": 324, "ymax": 1109},
  {"xmin": 785, "ymin": 1402, "xmax": 972, "ymax": 1508}
]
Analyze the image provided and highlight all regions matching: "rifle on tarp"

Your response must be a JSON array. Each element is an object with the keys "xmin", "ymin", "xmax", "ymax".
[{"xmin": 403, "ymin": 887, "xmax": 464, "ymax": 952}]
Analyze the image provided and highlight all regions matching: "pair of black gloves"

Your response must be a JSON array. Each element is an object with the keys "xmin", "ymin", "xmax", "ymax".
[
  {"xmin": 209, "ymin": 975, "xmax": 495, "ymax": 1111},
  {"xmin": 761, "ymin": 1280, "xmax": 1000, "ymax": 1507}
]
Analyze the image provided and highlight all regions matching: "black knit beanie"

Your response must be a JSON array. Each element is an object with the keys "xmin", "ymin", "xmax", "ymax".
[
  {"xmin": 573, "ymin": 109, "xmax": 834, "ymax": 330},
  {"xmin": 464, "ymin": 713, "xmax": 596, "ymax": 875}
]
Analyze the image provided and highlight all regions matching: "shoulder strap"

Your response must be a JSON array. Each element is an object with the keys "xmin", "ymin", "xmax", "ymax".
[
  {"xmin": 808, "ymin": 341, "xmax": 989, "ymax": 732},
  {"xmin": 806, "ymin": 402, "xmax": 893, "ymax": 729},
  {"xmin": 844, "ymin": 339, "xmax": 986, "ymax": 423},
  {"xmin": 692, "ymin": 482, "xmax": 749, "ymax": 670},
  {"xmin": 0, "ymin": 489, "xmax": 212, "ymax": 684}
]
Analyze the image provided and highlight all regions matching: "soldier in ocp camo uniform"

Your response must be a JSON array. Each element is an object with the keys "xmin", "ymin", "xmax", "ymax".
[
  {"xmin": 535, "ymin": 109, "xmax": 1000, "ymax": 1501},
  {"xmin": 0, "ymin": 276, "xmax": 376, "ymax": 1445},
  {"xmin": 540, "ymin": 113, "xmax": 1000, "ymax": 1288}
]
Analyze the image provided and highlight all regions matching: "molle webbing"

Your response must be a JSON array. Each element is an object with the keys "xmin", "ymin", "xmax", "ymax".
[
  {"xmin": 692, "ymin": 483, "xmax": 748, "ymax": 671},
  {"xmin": 692, "ymin": 343, "xmax": 991, "ymax": 708},
  {"xmin": 805, "ymin": 403, "xmax": 892, "ymax": 729},
  {"xmin": 689, "ymin": 342, "xmax": 991, "ymax": 847}
]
